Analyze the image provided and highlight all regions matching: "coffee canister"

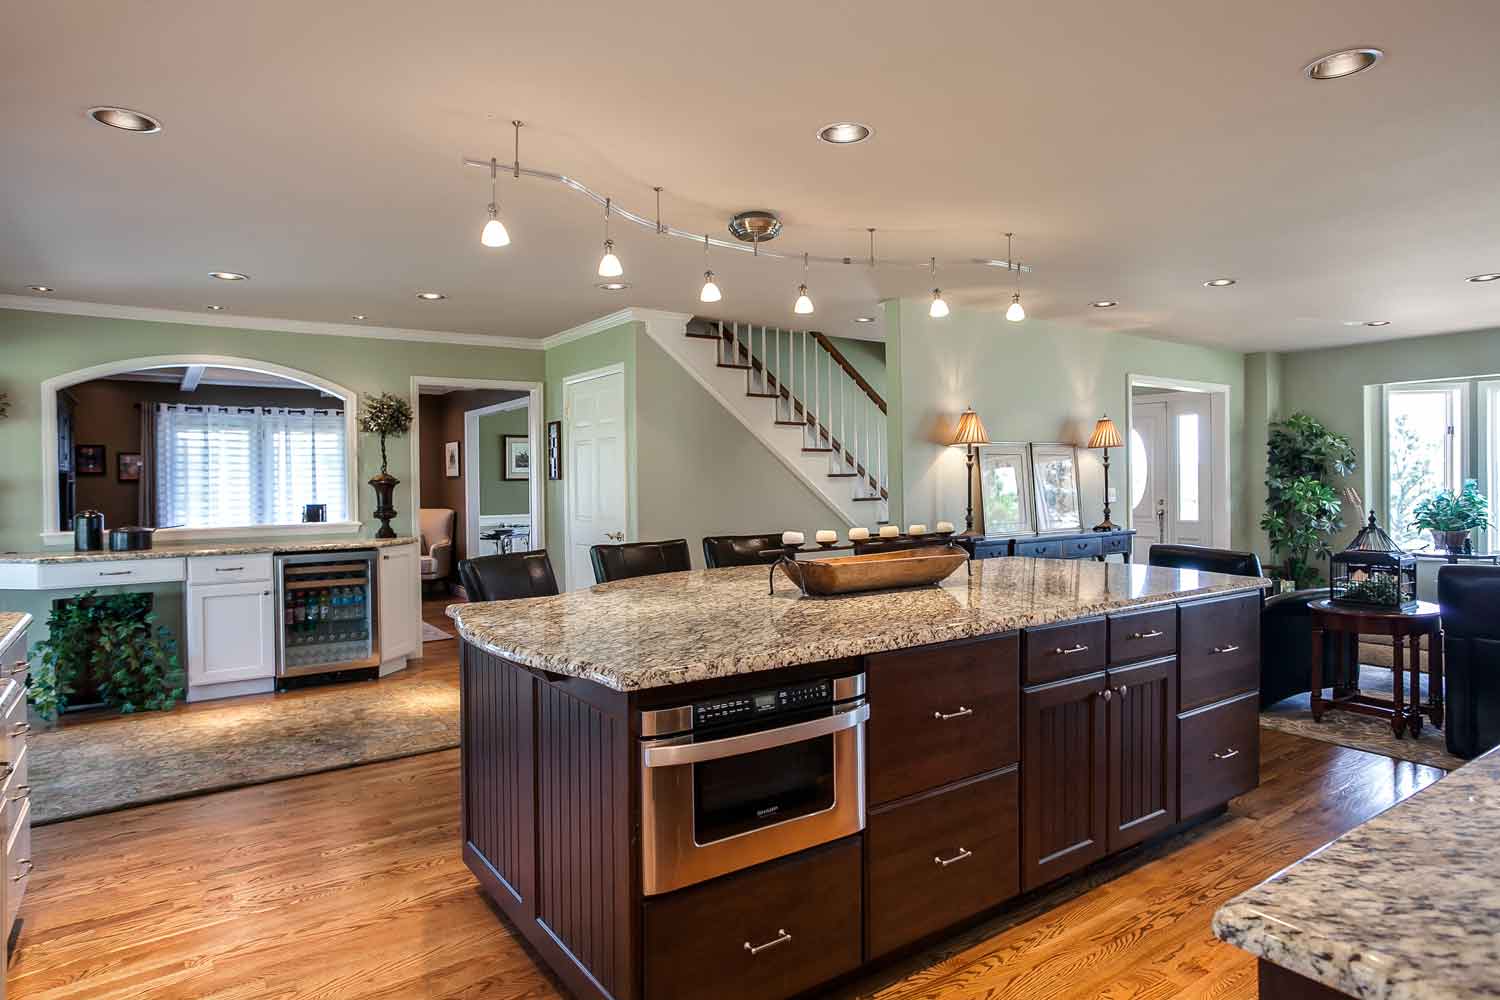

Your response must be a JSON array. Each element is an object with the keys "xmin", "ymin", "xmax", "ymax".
[
  {"xmin": 302, "ymin": 503, "xmax": 328, "ymax": 523},
  {"xmin": 74, "ymin": 510, "xmax": 106, "ymax": 552}
]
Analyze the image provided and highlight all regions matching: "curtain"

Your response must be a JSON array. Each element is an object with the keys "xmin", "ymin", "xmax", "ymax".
[
  {"xmin": 155, "ymin": 404, "xmax": 347, "ymax": 528},
  {"xmin": 137, "ymin": 403, "xmax": 157, "ymax": 527}
]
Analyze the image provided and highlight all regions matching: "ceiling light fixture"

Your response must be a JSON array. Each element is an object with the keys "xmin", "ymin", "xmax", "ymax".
[
  {"xmin": 416, "ymin": 291, "xmax": 447, "ymax": 300},
  {"xmin": 1364, "ymin": 320, "xmax": 1391, "ymax": 327},
  {"xmin": 1005, "ymin": 234, "xmax": 1026, "ymax": 323},
  {"xmin": 1466, "ymin": 273, "xmax": 1500, "ymax": 283},
  {"xmin": 595, "ymin": 281, "xmax": 631, "ymax": 291},
  {"xmin": 209, "ymin": 271, "xmax": 249, "ymax": 281},
  {"xmin": 817, "ymin": 122, "xmax": 872, "ymax": 144},
  {"xmin": 26, "ymin": 285, "xmax": 54, "ymax": 293},
  {"xmin": 597, "ymin": 197, "xmax": 623, "ymax": 278},
  {"xmin": 352, "ymin": 314, "xmax": 368, "ymax": 320},
  {"xmin": 1303, "ymin": 48, "xmax": 1384, "ymax": 81},
  {"xmin": 699, "ymin": 235, "xmax": 722, "ymax": 303},
  {"xmin": 929, "ymin": 257, "xmax": 949, "ymax": 318},
  {"xmin": 479, "ymin": 157, "xmax": 511, "ymax": 248},
  {"xmin": 1091, "ymin": 300, "xmax": 1119, "ymax": 308},
  {"xmin": 793, "ymin": 253, "xmax": 814, "ymax": 315},
  {"xmin": 87, "ymin": 106, "xmax": 162, "ymax": 133},
  {"xmin": 853, "ymin": 316, "xmax": 876, "ymax": 324},
  {"xmin": 206, "ymin": 304, "xmax": 224, "ymax": 311},
  {"xmin": 1204, "ymin": 278, "xmax": 1236, "ymax": 287}
]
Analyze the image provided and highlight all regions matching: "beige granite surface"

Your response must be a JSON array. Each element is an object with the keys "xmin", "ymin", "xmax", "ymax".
[
  {"xmin": 449, "ymin": 557, "xmax": 1268, "ymax": 692},
  {"xmin": 0, "ymin": 536, "xmax": 417, "ymax": 564},
  {"xmin": 1214, "ymin": 748, "xmax": 1500, "ymax": 1000}
]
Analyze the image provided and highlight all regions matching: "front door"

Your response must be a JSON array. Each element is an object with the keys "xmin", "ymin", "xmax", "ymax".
[
  {"xmin": 565, "ymin": 369, "xmax": 628, "ymax": 590},
  {"xmin": 1167, "ymin": 393, "xmax": 1213, "ymax": 547},
  {"xmin": 1130, "ymin": 401, "xmax": 1167, "ymax": 563}
]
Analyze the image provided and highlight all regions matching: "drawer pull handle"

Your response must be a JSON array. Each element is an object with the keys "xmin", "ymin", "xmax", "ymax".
[
  {"xmin": 214, "ymin": 566, "xmax": 246, "ymax": 572},
  {"xmin": 1213, "ymin": 748, "xmax": 1240, "ymax": 760},
  {"xmin": 1117, "ymin": 685, "xmax": 1128, "ymax": 699},
  {"xmin": 1100, "ymin": 688, "xmax": 1112, "ymax": 703},
  {"xmin": 11, "ymin": 859, "xmax": 31, "ymax": 881},
  {"xmin": 933, "ymin": 706, "xmax": 973, "ymax": 722},
  {"xmin": 8, "ymin": 661, "xmax": 26, "ymax": 676},
  {"xmin": 12, "ymin": 723, "xmax": 30, "ymax": 737},
  {"xmin": 9, "ymin": 785, "xmax": 30, "ymax": 802},
  {"xmin": 744, "ymin": 929, "xmax": 791, "ymax": 955},
  {"xmin": 1054, "ymin": 644, "xmax": 1090, "ymax": 656},
  {"xmin": 934, "ymin": 847, "xmax": 972, "ymax": 868},
  {"xmin": 1129, "ymin": 630, "xmax": 1164, "ymax": 640},
  {"xmin": 1212, "ymin": 644, "xmax": 1241, "ymax": 655},
  {"xmin": 98, "ymin": 570, "xmax": 134, "ymax": 577}
]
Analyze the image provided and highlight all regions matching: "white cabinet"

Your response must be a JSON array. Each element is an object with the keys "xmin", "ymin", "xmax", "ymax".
[
  {"xmin": 377, "ymin": 542, "xmax": 420, "ymax": 664},
  {"xmin": 186, "ymin": 580, "xmax": 277, "ymax": 696}
]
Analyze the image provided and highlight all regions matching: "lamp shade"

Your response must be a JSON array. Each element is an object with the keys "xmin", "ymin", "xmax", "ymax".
[
  {"xmin": 951, "ymin": 408, "xmax": 990, "ymax": 446},
  {"xmin": 1087, "ymin": 416, "xmax": 1123, "ymax": 450}
]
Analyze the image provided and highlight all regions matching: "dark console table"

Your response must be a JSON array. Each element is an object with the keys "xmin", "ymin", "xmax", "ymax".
[{"xmin": 960, "ymin": 528, "xmax": 1135, "ymax": 562}]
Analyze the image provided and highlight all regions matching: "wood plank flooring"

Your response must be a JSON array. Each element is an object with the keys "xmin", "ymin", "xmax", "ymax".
[{"xmin": 8, "ymin": 624, "xmax": 1443, "ymax": 998}]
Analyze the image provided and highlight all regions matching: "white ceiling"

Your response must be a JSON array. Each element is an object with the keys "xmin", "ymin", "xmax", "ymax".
[{"xmin": 3, "ymin": 0, "xmax": 1499, "ymax": 352}]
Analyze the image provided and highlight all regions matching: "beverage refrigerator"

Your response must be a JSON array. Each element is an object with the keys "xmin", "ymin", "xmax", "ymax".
[{"xmin": 273, "ymin": 550, "xmax": 381, "ymax": 678}]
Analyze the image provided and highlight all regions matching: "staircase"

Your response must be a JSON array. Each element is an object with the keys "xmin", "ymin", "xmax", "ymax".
[{"xmin": 646, "ymin": 316, "xmax": 890, "ymax": 527}]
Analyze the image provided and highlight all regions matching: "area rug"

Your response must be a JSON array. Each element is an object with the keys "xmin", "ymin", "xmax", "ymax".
[
  {"xmin": 29, "ymin": 675, "xmax": 459, "ymax": 825},
  {"xmin": 1260, "ymin": 664, "xmax": 1465, "ymax": 772},
  {"xmin": 422, "ymin": 621, "xmax": 455, "ymax": 642}
]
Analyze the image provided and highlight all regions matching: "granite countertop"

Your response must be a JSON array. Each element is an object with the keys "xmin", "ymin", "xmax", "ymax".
[
  {"xmin": 0, "ymin": 613, "xmax": 30, "ymax": 647},
  {"xmin": 0, "ymin": 536, "xmax": 418, "ymax": 564},
  {"xmin": 449, "ymin": 557, "xmax": 1269, "ymax": 692},
  {"xmin": 1213, "ymin": 748, "xmax": 1500, "ymax": 999}
]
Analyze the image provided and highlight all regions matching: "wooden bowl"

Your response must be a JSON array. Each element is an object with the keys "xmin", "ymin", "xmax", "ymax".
[{"xmin": 779, "ymin": 545, "xmax": 967, "ymax": 596}]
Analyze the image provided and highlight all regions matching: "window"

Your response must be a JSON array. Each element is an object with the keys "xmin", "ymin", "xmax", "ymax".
[
  {"xmin": 1484, "ymin": 380, "xmax": 1500, "ymax": 554},
  {"xmin": 1384, "ymin": 383, "xmax": 1464, "ymax": 549},
  {"xmin": 156, "ymin": 404, "xmax": 348, "ymax": 528},
  {"xmin": 1176, "ymin": 412, "xmax": 1200, "ymax": 522}
]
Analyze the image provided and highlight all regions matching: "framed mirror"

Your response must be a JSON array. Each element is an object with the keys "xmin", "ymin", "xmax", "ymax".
[
  {"xmin": 978, "ymin": 442, "xmax": 1035, "ymax": 537},
  {"xmin": 1030, "ymin": 443, "xmax": 1083, "ymax": 534}
]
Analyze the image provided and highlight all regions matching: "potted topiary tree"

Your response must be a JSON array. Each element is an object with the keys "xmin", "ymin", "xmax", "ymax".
[
  {"xmin": 1259, "ymin": 412, "xmax": 1357, "ymax": 589},
  {"xmin": 357, "ymin": 392, "xmax": 413, "ymax": 539},
  {"xmin": 1411, "ymin": 479, "xmax": 1491, "ymax": 554}
]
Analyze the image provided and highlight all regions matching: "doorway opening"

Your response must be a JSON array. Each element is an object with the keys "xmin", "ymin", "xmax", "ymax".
[{"xmin": 1126, "ymin": 375, "xmax": 1231, "ymax": 562}]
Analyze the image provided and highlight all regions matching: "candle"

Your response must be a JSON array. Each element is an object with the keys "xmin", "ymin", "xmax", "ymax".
[
  {"xmin": 781, "ymin": 531, "xmax": 804, "ymax": 546},
  {"xmin": 879, "ymin": 525, "xmax": 900, "ymax": 538},
  {"xmin": 935, "ymin": 521, "xmax": 955, "ymax": 534},
  {"xmin": 815, "ymin": 529, "xmax": 838, "ymax": 544},
  {"xmin": 909, "ymin": 524, "xmax": 928, "ymax": 535},
  {"xmin": 848, "ymin": 527, "xmax": 871, "ymax": 541}
]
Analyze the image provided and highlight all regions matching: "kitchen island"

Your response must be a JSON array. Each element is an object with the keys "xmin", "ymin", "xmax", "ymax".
[{"xmin": 451, "ymin": 557, "xmax": 1270, "ymax": 1000}]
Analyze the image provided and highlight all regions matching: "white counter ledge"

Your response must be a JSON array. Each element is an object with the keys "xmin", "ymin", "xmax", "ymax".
[{"xmin": 0, "ymin": 536, "xmax": 417, "ymax": 565}]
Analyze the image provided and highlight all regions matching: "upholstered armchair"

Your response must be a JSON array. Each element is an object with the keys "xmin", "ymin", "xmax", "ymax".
[
  {"xmin": 419, "ymin": 507, "xmax": 456, "ymax": 593},
  {"xmin": 1440, "ymin": 564, "xmax": 1500, "ymax": 759}
]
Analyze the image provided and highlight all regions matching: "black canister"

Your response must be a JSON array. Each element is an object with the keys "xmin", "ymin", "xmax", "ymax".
[
  {"xmin": 302, "ymin": 503, "xmax": 328, "ymax": 523},
  {"xmin": 74, "ymin": 510, "xmax": 106, "ymax": 551}
]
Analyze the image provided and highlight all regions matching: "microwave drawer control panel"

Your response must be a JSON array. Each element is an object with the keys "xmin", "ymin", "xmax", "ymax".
[{"xmin": 693, "ymin": 678, "xmax": 832, "ymax": 728}]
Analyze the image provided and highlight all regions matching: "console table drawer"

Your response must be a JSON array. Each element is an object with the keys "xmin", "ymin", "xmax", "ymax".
[
  {"xmin": 867, "ymin": 766, "xmax": 1019, "ymax": 958},
  {"xmin": 1101, "ymin": 533, "xmax": 1132, "ymax": 556},
  {"xmin": 1108, "ymin": 606, "xmax": 1178, "ymax": 665},
  {"xmin": 1024, "ymin": 618, "xmax": 1107, "ymax": 685},
  {"xmin": 643, "ymin": 837, "xmax": 862, "ymax": 1000},
  {"xmin": 1014, "ymin": 539, "xmax": 1063, "ymax": 559},
  {"xmin": 1062, "ymin": 536, "xmax": 1102, "ymax": 559},
  {"xmin": 1179, "ymin": 593, "xmax": 1260, "ymax": 710},
  {"xmin": 35, "ymin": 558, "xmax": 187, "ymax": 590},
  {"xmin": 1179, "ymin": 690, "xmax": 1259, "ymax": 819}
]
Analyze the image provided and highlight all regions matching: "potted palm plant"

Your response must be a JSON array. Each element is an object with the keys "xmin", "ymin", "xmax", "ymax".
[{"xmin": 1411, "ymin": 479, "xmax": 1491, "ymax": 553}]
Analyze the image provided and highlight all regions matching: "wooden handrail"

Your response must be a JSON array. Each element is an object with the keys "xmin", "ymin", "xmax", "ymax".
[{"xmin": 810, "ymin": 332, "xmax": 886, "ymax": 414}]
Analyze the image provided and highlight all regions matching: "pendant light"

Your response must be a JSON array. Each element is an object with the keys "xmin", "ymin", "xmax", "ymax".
[
  {"xmin": 597, "ymin": 197, "xmax": 623, "ymax": 278},
  {"xmin": 699, "ymin": 235, "xmax": 722, "ymax": 303},
  {"xmin": 1005, "ymin": 232, "xmax": 1026, "ymax": 322},
  {"xmin": 479, "ymin": 158, "xmax": 511, "ymax": 247},
  {"xmin": 929, "ymin": 257, "xmax": 949, "ymax": 318},
  {"xmin": 793, "ymin": 252, "xmax": 814, "ymax": 315}
]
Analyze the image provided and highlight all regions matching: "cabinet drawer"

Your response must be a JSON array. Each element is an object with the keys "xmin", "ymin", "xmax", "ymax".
[
  {"xmin": 35, "ymin": 557, "xmax": 186, "ymax": 590},
  {"xmin": 6, "ymin": 797, "xmax": 31, "ymax": 937},
  {"xmin": 1179, "ymin": 690, "xmax": 1259, "ymax": 819},
  {"xmin": 867, "ymin": 635, "xmax": 1019, "ymax": 805},
  {"xmin": 1014, "ymin": 539, "xmax": 1062, "ymax": 559},
  {"xmin": 867, "ymin": 766, "xmax": 1019, "ymax": 958},
  {"xmin": 1062, "ymin": 536, "xmax": 1102, "ymax": 559},
  {"xmin": 3, "ymin": 744, "xmax": 28, "ymax": 837},
  {"xmin": 1024, "ymin": 618, "xmax": 1107, "ymax": 685},
  {"xmin": 643, "ymin": 837, "xmax": 862, "ymax": 1000},
  {"xmin": 1108, "ymin": 606, "xmax": 1178, "ymax": 665},
  {"xmin": 188, "ymin": 553, "xmax": 273, "ymax": 584},
  {"xmin": 0, "ymin": 625, "xmax": 28, "ymax": 687},
  {"xmin": 1101, "ymin": 534, "xmax": 1132, "ymax": 556},
  {"xmin": 1179, "ymin": 593, "xmax": 1261, "ymax": 710},
  {"xmin": 1, "ymin": 682, "xmax": 27, "ymax": 773},
  {"xmin": 973, "ymin": 540, "xmax": 1010, "ymax": 560}
]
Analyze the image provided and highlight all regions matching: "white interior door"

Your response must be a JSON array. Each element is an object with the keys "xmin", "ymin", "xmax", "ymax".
[
  {"xmin": 1130, "ymin": 401, "xmax": 1167, "ymax": 563},
  {"xmin": 565, "ymin": 370, "xmax": 628, "ymax": 590},
  {"xmin": 1168, "ymin": 394, "xmax": 1213, "ymax": 546}
]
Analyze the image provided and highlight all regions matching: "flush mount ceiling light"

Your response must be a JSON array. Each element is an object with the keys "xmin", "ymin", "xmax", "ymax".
[
  {"xmin": 351, "ymin": 314, "xmax": 368, "ymax": 320},
  {"xmin": 87, "ymin": 106, "xmax": 162, "ymax": 133},
  {"xmin": 595, "ymin": 281, "xmax": 631, "ymax": 291},
  {"xmin": 1364, "ymin": 320, "xmax": 1391, "ymax": 327},
  {"xmin": 26, "ymin": 285, "xmax": 54, "ymax": 293},
  {"xmin": 209, "ymin": 271, "xmax": 249, "ymax": 281},
  {"xmin": 1004, "ymin": 234, "xmax": 1026, "ymax": 322},
  {"xmin": 1203, "ymin": 278, "xmax": 1236, "ymax": 287},
  {"xmin": 1304, "ymin": 48, "xmax": 1384, "ymax": 81},
  {"xmin": 728, "ymin": 210, "xmax": 783, "ymax": 244},
  {"xmin": 1466, "ymin": 273, "xmax": 1500, "ymax": 283},
  {"xmin": 205, "ymin": 304, "xmax": 224, "ymax": 311},
  {"xmin": 928, "ymin": 257, "xmax": 949, "ymax": 318},
  {"xmin": 817, "ymin": 122, "xmax": 873, "ymax": 144},
  {"xmin": 853, "ymin": 316, "xmax": 876, "ymax": 324},
  {"xmin": 1091, "ymin": 300, "xmax": 1119, "ymax": 308},
  {"xmin": 416, "ymin": 291, "xmax": 447, "ymax": 300}
]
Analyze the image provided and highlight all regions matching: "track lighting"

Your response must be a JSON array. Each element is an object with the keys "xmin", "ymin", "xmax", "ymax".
[
  {"xmin": 480, "ymin": 159, "xmax": 511, "ymax": 248},
  {"xmin": 699, "ymin": 235, "xmax": 722, "ymax": 302},
  {"xmin": 597, "ymin": 197, "xmax": 623, "ymax": 278},
  {"xmin": 928, "ymin": 257, "xmax": 949, "ymax": 318},
  {"xmin": 793, "ymin": 253, "xmax": 814, "ymax": 314},
  {"xmin": 1004, "ymin": 233, "xmax": 1026, "ymax": 322}
]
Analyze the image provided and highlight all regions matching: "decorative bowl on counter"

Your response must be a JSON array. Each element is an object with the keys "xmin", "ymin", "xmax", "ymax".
[{"xmin": 778, "ymin": 545, "xmax": 967, "ymax": 596}]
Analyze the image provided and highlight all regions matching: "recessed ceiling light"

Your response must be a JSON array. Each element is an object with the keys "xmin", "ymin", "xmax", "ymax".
[
  {"xmin": 853, "ymin": 316, "xmax": 876, "ymax": 324},
  {"xmin": 1203, "ymin": 278, "xmax": 1237, "ymax": 287},
  {"xmin": 26, "ymin": 285, "xmax": 54, "ymax": 293},
  {"xmin": 595, "ymin": 282, "xmax": 631, "ymax": 291},
  {"xmin": 1303, "ymin": 48, "xmax": 1384, "ymax": 81},
  {"xmin": 351, "ymin": 314, "xmax": 368, "ymax": 321},
  {"xmin": 415, "ymin": 291, "xmax": 447, "ymax": 300},
  {"xmin": 816, "ymin": 122, "xmax": 872, "ymax": 144},
  {"xmin": 1466, "ymin": 273, "xmax": 1500, "ymax": 283},
  {"xmin": 208, "ymin": 271, "xmax": 249, "ymax": 281},
  {"xmin": 87, "ymin": 106, "xmax": 162, "ymax": 133},
  {"xmin": 1091, "ymin": 300, "xmax": 1119, "ymax": 308},
  {"xmin": 1364, "ymin": 320, "xmax": 1391, "ymax": 327},
  {"xmin": 205, "ymin": 304, "xmax": 224, "ymax": 311}
]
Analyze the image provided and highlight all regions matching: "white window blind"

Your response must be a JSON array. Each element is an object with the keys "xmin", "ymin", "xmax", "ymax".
[{"xmin": 156, "ymin": 404, "xmax": 348, "ymax": 528}]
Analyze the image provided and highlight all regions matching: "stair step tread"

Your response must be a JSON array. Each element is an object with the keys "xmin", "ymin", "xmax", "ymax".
[
  {"xmin": 774, "ymin": 419, "xmax": 809, "ymax": 426},
  {"xmin": 745, "ymin": 391, "xmax": 781, "ymax": 398},
  {"xmin": 801, "ymin": 447, "xmax": 834, "ymax": 453},
  {"xmin": 852, "ymin": 496, "xmax": 884, "ymax": 502},
  {"xmin": 715, "ymin": 362, "xmax": 753, "ymax": 370},
  {"xmin": 827, "ymin": 472, "xmax": 858, "ymax": 478},
  {"xmin": 684, "ymin": 331, "xmax": 721, "ymax": 340}
]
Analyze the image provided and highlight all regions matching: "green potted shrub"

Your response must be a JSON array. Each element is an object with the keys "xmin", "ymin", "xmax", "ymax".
[
  {"xmin": 1259, "ymin": 413, "xmax": 1357, "ymax": 588},
  {"xmin": 1411, "ymin": 479, "xmax": 1491, "ymax": 553},
  {"xmin": 29, "ymin": 591, "xmax": 183, "ymax": 721},
  {"xmin": 357, "ymin": 392, "xmax": 414, "ymax": 539}
]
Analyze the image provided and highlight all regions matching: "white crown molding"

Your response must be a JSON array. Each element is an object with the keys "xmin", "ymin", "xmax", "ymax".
[
  {"xmin": 538, "ymin": 307, "xmax": 695, "ymax": 350},
  {"xmin": 0, "ymin": 295, "xmax": 547, "ymax": 350}
]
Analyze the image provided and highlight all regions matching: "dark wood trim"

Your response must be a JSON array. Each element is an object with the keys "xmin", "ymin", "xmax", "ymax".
[
  {"xmin": 1257, "ymin": 960, "xmax": 1350, "ymax": 999},
  {"xmin": 810, "ymin": 331, "xmax": 887, "ymax": 413}
]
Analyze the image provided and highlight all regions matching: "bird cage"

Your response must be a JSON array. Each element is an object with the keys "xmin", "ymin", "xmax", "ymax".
[{"xmin": 1329, "ymin": 511, "xmax": 1418, "ymax": 612}]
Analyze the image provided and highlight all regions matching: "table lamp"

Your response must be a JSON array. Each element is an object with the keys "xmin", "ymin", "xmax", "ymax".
[
  {"xmin": 1087, "ymin": 415, "xmax": 1123, "ymax": 532},
  {"xmin": 951, "ymin": 407, "xmax": 990, "ymax": 534}
]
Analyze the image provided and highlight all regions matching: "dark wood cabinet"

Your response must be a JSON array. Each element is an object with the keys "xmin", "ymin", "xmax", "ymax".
[
  {"xmin": 1022, "ymin": 670, "xmax": 1109, "ymax": 890},
  {"xmin": 1179, "ymin": 690, "xmax": 1260, "ymax": 820},
  {"xmin": 866, "ymin": 766, "xmax": 1020, "ymax": 958},
  {"xmin": 1108, "ymin": 606, "xmax": 1178, "ymax": 665},
  {"xmin": 1023, "ymin": 617, "xmax": 1107, "ymax": 685},
  {"xmin": 460, "ymin": 645, "xmax": 536, "ymax": 912},
  {"xmin": 1106, "ymin": 657, "xmax": 1178, "ymax": 851},
  {"xmin": 1179, "ymin": 592, "xmax": 1261, "ymax": 710}
]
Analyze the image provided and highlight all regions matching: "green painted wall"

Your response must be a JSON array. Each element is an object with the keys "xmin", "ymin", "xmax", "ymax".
[
  {"xmin": 825, "ymin": 335, "xmax": 887, "ymax": 399},
  {"xmin": 1243, "ymin": 351, "xmax": 1283, "ymax": 561},
  {"xmin": 0, "ymin": 307, "xmax": 543, "ymax": 552},
  {"xmin": 478, "ymin": 407, "xmax": 532, "ymax": 516}
]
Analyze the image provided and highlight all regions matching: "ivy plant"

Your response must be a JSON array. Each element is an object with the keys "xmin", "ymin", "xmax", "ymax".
[
  {"xmin": 30, "ymin": 591, "xmax": 183, "ymax": 719},
  {"xmin": 1260, "ymin": 413, "xmax": 1357, "ymax": 588}
]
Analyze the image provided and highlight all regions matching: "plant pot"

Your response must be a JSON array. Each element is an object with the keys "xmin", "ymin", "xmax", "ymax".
[
  {"xmin": 369, "ymin": 472, "xmax": 399, "ymax": 539},
  {"xmin": 1432, "ymin": 528, "xmax": 1471, "ymax": 554}
]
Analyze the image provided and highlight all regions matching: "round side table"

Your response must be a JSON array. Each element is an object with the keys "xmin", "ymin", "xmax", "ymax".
[{"xmin": 1308, "ymin": 599, "xmax": 1443, "ymax": 737}]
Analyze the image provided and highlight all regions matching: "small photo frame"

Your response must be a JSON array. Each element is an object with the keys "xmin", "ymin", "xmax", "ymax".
[
  {"xmin": 977, "ymin": 442, "xmax": 1035, "ymax": 537},
  {"xmin": 1030, "ymin": 443, "xmax": 1084, "ymax": 534},
  {"xmin": 117, "ymin": 452, "xmax": 143, "ymax": 482},
  {"xmin": 76, "ymin": 444, "xmax": 105, "ymax": 475},
  {"xmin": 547, "ymin": 420, "xmax": 562, "ymax": 481},
  {"xmin": 444, "ymin": 441, "xmax": 460, "ymax": 478},
  {"xmin": 503, "ymin": 435, "xmax": 531, "ymax": 481}
]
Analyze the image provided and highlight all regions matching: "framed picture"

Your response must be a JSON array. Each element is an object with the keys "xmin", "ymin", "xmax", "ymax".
[
  {"xmin": 76, "ymin": 444, "xmax": 105, "ymax": 476},
  {"xmin": 117, "ymin": 452, "xmax": 143, "ymax": 482},
  {"xmin": 977, "ymin": 443, "xmax": 1035, "ymax": 537},
  {"xmin": 444, "ymin": 441, "xmax": 460, "ymax": 478},
  {"xmin": 503, "ymin": 435, "xmax": 531, "ymax": 481},
  {"xmin": 1030, "ymin": 443, "xmax": 1084, "ymax": 534},
  {"xmin": 547, "ymin": 420, "xmax": 562, "ymax": 480}
]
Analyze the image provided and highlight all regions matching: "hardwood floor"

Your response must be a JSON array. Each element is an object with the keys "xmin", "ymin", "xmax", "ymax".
[{"xmin": 9, "ymin": 703, "xmax": 1441, "ymax": 998}]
